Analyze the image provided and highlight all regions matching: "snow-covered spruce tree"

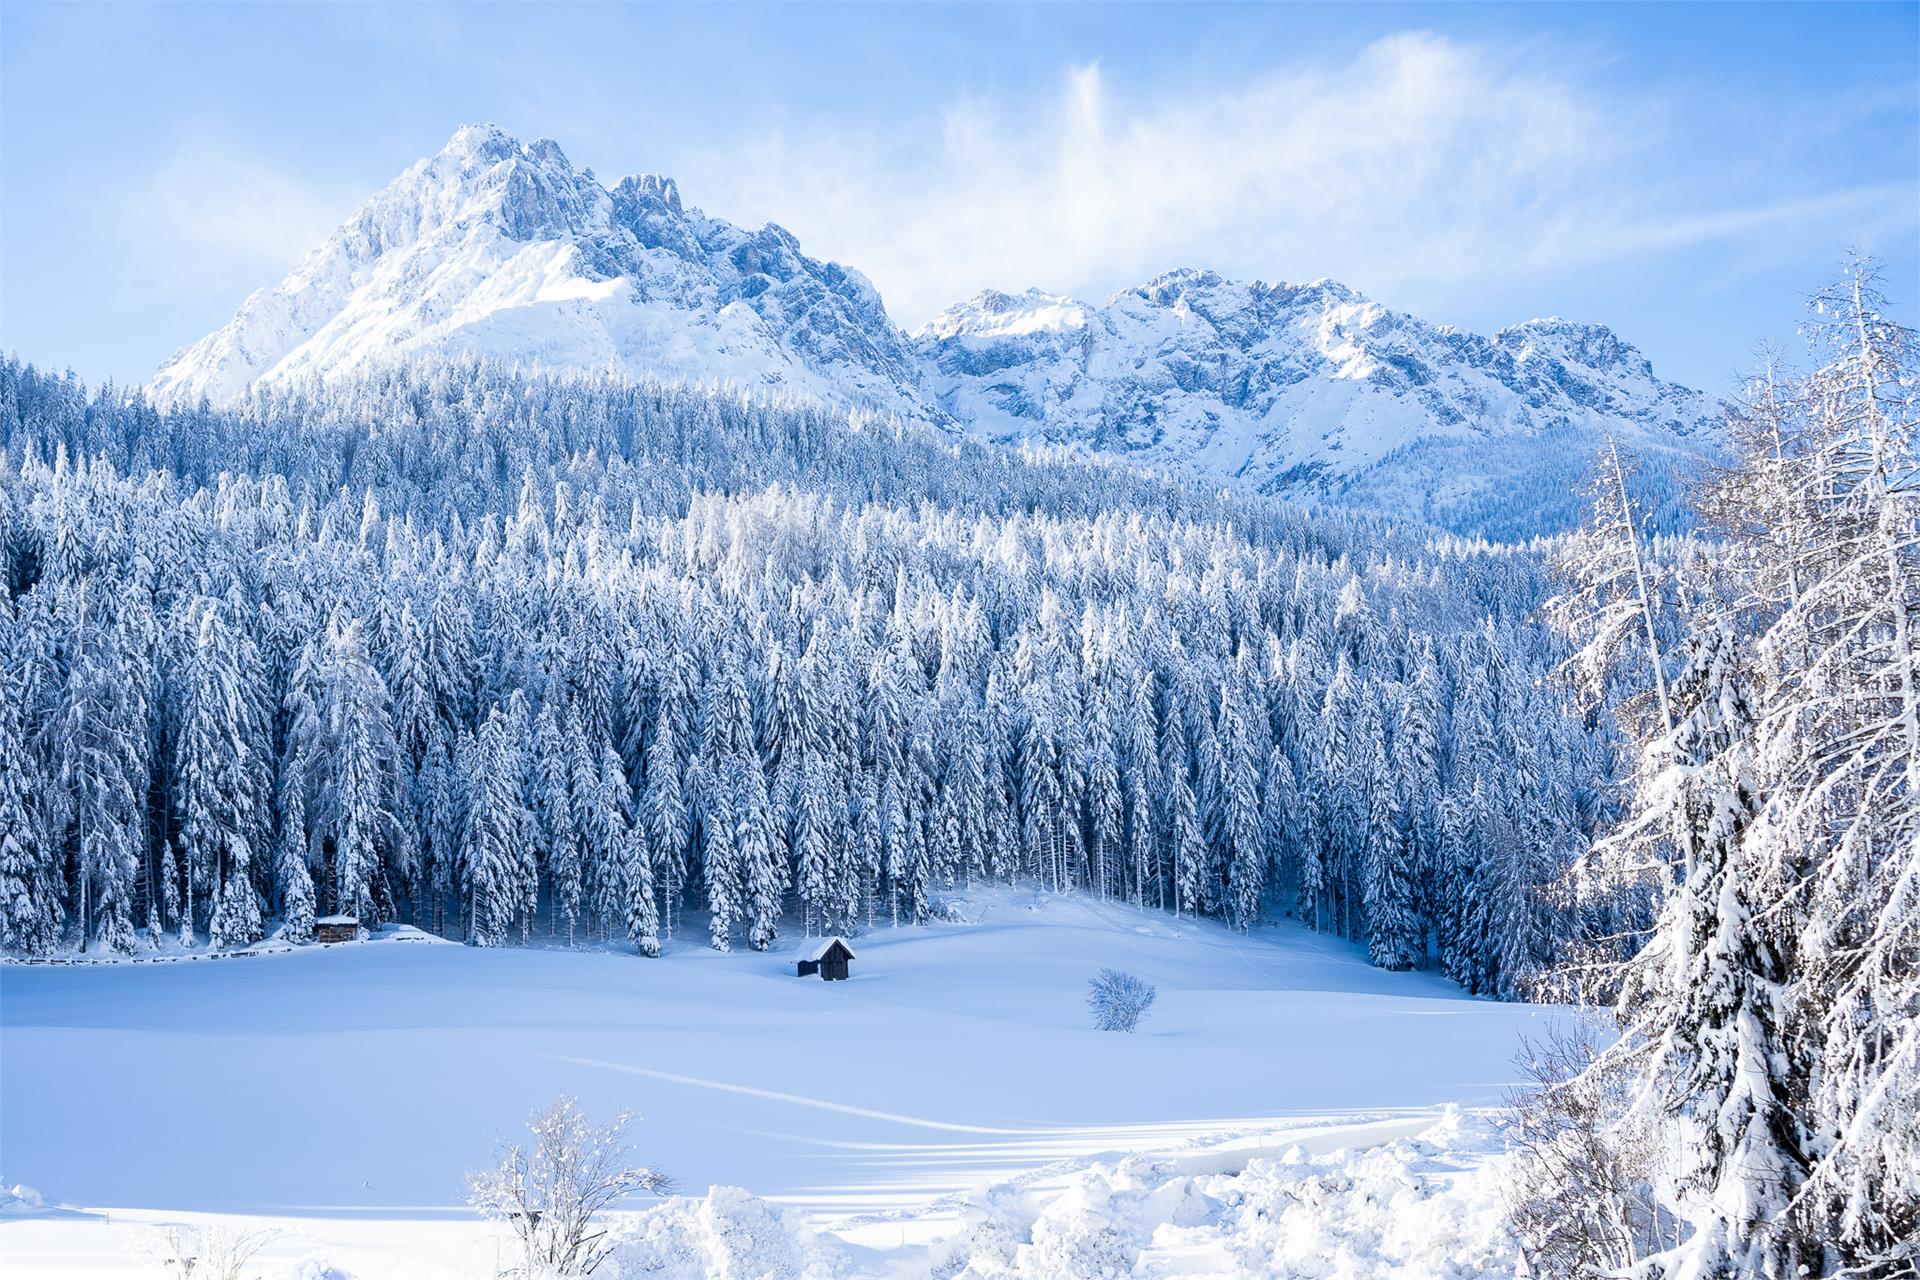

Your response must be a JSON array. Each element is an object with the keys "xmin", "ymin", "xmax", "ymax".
[
  {"xmin": 1259, "ymin": 747, "xmax": 1299, "ymax": 913},
  {"xmin": 1121, "ymin": 671, "xmax": 1161, "ymax": 908},
  {"xmin": 1397, "ymin": 640, "xmax": 1445, "ymax": 931},
  {"xmin": 950, "ymin": 704, "xmax": 991, "ymax": 889},
  {"xmin": 288, "ymin": 609, "xmax": 397, "ymax": 922},
  {"xmin": 1529, "ymin": 262, "xmax": 1919, "ymax": 1277},
  {"xmin": 622, "ymin": 818, "xmax": 660, "ymax": 958},
  {"xmin": 178, "ymin": 599, "xmax": 266, "ymax": 950},
  {"xmin": 792, "ymin": 755, "xmax": 837, "ymax": 935},
  {"xmin": 1364, "ymin": 732, "xmax": 1420, "ymax": 972},
  {"xmin": 160, "ymin": 840, "xmax": 182, "ymax": 947},
  {"xmin": 1215, "ymin": 657, "xmax": 1266, "ymax": 930},
  {"xmin": 701, "ymin": 763, "xmax": 741, "ymax": 953},
  {"xmin": 1752, "ymin": 261, "xmax": 1919, "ymax": 1268},
  {"xmin": 0, "ymin": 628, "xmax": 59, "ymax": 955},
  {"xmin": 1168, "ymin": 762, "xmax": 1205, "ymax": 921},
  {"xmin": 276, "ymin": 758, "xmax": 316, "ymax": 945},
  {"xmin": 416, "ymin": 733, "xmax": 459, "ymax": 937},
  {"xmin": 462, "ymin": 706, "xmax": 526, "ymax": 948},
  {"xmin": 849, "ymin": 767, "xmax": 880, "ymax": 931},
  {"xmin": 1083, "ymin": 689, "xmax": 1124, "ymax": 902},
  {"xmin": 640, "ymin": 715, "xmax": 686, "ymax": 941},
  {"xmin": 530, "ymin": 705, "xmax": 581, "ymax": 943},
  {"xmin": 735, "ymin": 753, "xmax": 784, "ymax": 952},
  {"xmin": 1612, "ymin": 625, "xmax": 1804, "ymax": 1279},
  {"xmin": 1019, "ymin": 665, "xmax": 1066, "ymax": 896},
  {"xmin": 502, "ymin": 693, "xmax": 541, "ymax": 942},
  {"xmin": 50, "ymin": 580, "xmax": 147, "ymax": 953},
  {"xmin": 1314, "ymin": 654, "xmax": 1364, "ymax": 938},
  {"xmin": 576, "ymin": 740, "xmax": 634, "ymax": 943}
]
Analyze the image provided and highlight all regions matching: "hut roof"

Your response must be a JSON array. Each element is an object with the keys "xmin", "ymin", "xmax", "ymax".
[
  {"xmin": 315, "ymin": 914, "xmax": 360, "ymax": 926},
  {"xmin": 796, "ymin": 935, "xmax": 855, "ymax": 963}
]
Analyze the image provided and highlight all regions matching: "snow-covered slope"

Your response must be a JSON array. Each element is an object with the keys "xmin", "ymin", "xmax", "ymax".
[
  {"xmin": 151, "ymin": 125, "xmax": 928, "ymax": 414},
  {"xmin": 153, "ymin": 125, "xmax": 1720, "ymax": 535},
  {"xmin": 915, "ymin": 272, "xmax": 1721, "ymax": 533}
]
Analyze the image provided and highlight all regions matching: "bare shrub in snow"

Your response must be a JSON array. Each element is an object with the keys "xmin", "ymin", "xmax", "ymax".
[
  {"xmin": 1086, "ymin": 968, "xmax": 1156, "ymax": 1032},
  {"xmin": 134, "ymin": 1224, "xmax": 281, "ymax": 1279},
  {"xmin": 467, "ymin": 1095, "xmax": 672, "ymax": 1277},
  {"xmin": 1502, "ymin": 1023, "xmax": 1678, "ymax": 1277}
]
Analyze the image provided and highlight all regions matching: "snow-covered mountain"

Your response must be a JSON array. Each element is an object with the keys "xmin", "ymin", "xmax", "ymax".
[
  {"xmin": 913, "ymin": 272, "xmax": 1721, "ymax": 533},
  {"xmin": 151, "ymin": 125, "xmax": 926, "ymax": 414},
  {"xmin": 154, "ymin": 125, "xmax": 1720, "ymax": 534}
]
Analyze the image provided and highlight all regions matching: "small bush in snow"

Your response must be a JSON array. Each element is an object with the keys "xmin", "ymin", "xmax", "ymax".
[
  {"xmin": 468, "ymin": 1095, "xmax": 672, "ymax": 1277},
  {"xmin": 135, "ymin": 1224, "xmax": 282, "ymax": 1279},
  {"xmin": 1086, "ymin": 968, "xmax": 1156, "ymax": 1033},
  {"xmin": 1501, "ymin": 1022, "xmax": 1676, "ymax": 1276}
]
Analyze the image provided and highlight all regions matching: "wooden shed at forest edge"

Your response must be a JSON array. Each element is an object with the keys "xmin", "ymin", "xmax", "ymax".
[
  {"xmin": 314, "ymin": 915, "xmax": 360, "ymax": 944},
  {"xmin": 796, "ymin": 936, "xmax": 854, "ymax": 980}
]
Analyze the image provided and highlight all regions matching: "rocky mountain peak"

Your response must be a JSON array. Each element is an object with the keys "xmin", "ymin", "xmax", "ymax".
[{"xmin": 150, "ymin": 125, "xmax": 1721, "ymax": 535}]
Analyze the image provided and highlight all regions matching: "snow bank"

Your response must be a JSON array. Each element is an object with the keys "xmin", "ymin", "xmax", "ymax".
[
  {"xmin": 0, "ymin": 1180, "xmax": 98, "ymax": 1222},
  {"xmin": 602, "ymin": 1108, "xmax": 1515, "ymax": 1279},
  {"xmin": 605, "ymin": 1185, "xmax": 864, "ymax": 1279},
  {"xmin": 0, "ymin": 1181, "xmax": 48, "ymax": 1216},
  {"xmin": 918, "ymin": 1108, "xmax": 1513, "ymax": 1279},
  {"xmin": 0, "ymin": 1112, "xmax": 1518, "ymax": 1277}
]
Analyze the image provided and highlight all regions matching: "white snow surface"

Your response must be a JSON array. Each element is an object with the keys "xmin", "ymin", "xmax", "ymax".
[{"xmin": 1, "ymin": 889, "xmax": 1548, "ymax": 1277}]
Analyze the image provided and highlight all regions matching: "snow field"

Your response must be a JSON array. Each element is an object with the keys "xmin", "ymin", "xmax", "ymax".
[{"xmin": 1, "ymin": 889, "xmax": 1548, "ymax": 1276}]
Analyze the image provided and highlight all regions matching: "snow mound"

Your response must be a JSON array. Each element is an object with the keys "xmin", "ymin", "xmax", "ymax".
[
  {"xmin": 593, "ymin": 1107, "xmax": 1515, "ymax": 1279},
  {"xmin": 1211, "ymin": 1112, "xmax": 1513, "ymax": 1278},
  {"xmin": 0, "ymin": 1182, "xmax": 46, "ymax": 1216},
  {"xmin": 0, "ymin": 1181, "xmax": 98, "ymax": 1221},
  {"xmin": 925, "ymin": 1107, "xmax": 1512, "ymax": 1279},
  {"xmin": 605, "ymin": 1185, "xmax": 860, "ymax": 1279}
]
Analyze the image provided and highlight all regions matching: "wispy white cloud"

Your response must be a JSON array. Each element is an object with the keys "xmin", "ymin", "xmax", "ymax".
[
  {"xmin": 115, "ymin": 31, "xmax": 1915, "ymax": 345},
  {"xmin": 676, "ymin": 32, "xmax": 1914, "ymax": 328},
  {"xmin": 123, "ymin": 130, "xmax": 359, "ymax": 301}
]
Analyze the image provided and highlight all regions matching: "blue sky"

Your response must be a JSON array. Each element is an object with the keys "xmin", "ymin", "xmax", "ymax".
[{"xmin": 2, "ymin": 2, "xmax": 1915, "ymax": 394}]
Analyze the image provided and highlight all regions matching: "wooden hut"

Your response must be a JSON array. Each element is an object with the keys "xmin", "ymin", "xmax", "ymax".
[
  {"xmin": 796, "ymin": 936, "xmax": 855, "ymax": 981},
  {"xmin": 314, "ymin": 915, "xmax": 360, "ymax": 944}
]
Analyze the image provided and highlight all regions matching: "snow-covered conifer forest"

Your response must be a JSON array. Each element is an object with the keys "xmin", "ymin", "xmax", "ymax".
[{"xmin": 0, "ymin": 347, "xmax": 1605, "ymax": 996}]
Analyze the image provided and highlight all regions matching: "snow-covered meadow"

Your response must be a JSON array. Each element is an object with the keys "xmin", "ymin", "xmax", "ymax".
[{"xmin": 1, "ymin": 890, "xmax": 1551, "ymax": 1276}]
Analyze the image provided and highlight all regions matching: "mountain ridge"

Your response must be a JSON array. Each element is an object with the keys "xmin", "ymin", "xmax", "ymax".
[
  {"xmin": 151, "ymin": 124, "xmax": 927, "ymax": 415},
  {"xmin": 153, "ymin": 124, "xmax": 1721, "ymax": 534},
  {"xmin": 912, "ymin": 269, "xmax": 1719, "ymax": 519}
]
